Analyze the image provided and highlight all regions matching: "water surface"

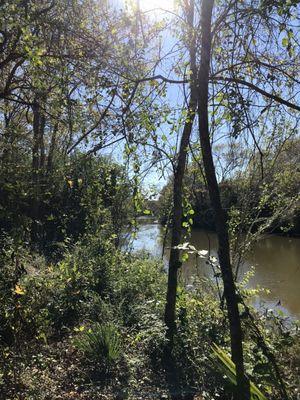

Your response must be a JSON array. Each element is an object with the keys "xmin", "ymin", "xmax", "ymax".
[{"xmin": 129, "ymin": 223, "xmax": 300, "ymax": 319}]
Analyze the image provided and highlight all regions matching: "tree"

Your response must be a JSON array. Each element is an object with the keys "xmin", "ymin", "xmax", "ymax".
[
  {"xmin": 144, "ymin": 0, "xmax": 299, "ymax": 397},
  {"xmin": 0, "ymin": 0, "xmax": 153, "ymax": 248},
  {"xmin": 196, "ymin": 1, "xmax": 250, "ymax": 397},
  {"xmin": 164, "ymin": 0, "xmax": 198, "ymax": 340}
]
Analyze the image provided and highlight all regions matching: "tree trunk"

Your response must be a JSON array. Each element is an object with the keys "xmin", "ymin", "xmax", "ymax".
[
  {"xmin": 31, "ymin": 97, "xmax": 45, "ymax": 244},
  {"xmin": 32, "ymin": 99, "xmax": 40, "ymax": 243},
  {"xmin": 47, "ymin": 122, "xmax": 58, "ymax": 173},
  {"xmin": 196, "ymin": 1, "xmax": 250, "ymax": 399},
  {"xmin": 39, "ymin": 113, "xmax": 46, "ymax": 169},
  {"xmin": 164, "ymin": 101, "xmax": 196, "ymax": 335},
  {"xmin": 164, "ymin": 0, "xmax": 197, "ymax": 339}
]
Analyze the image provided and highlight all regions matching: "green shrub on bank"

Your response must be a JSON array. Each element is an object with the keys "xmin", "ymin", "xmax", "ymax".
[{"xmin": 0, "ymin": 235, "xmax": 299, "ymax": 399}]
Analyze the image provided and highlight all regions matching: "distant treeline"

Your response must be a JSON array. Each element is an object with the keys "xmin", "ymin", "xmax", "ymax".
[{"xmin": 156, "ymin": 139, "xmax": 300, "ymax": 236}]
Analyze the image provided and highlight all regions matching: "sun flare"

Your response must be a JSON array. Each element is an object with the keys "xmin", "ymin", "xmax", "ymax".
[{"xmin": 137, "ymin": 0, "xmax": 175, "ymax": 12}]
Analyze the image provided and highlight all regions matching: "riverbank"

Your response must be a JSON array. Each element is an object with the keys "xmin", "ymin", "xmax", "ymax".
[
  {"xmin": 158, "ymin": 215, "xmax": 300, "ymax": 238},
  {"xmin": 1, "ymin": 233, "xmax": 299, "ymax": 399}
]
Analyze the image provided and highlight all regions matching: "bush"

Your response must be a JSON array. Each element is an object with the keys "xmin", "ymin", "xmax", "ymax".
[
  {"xmin": 1, "ymin": 234, "xmax": 299, "ymax": 400},
  {"xmin": 74, "ymin": 323, "xmax": 121, "ymax": 372}
]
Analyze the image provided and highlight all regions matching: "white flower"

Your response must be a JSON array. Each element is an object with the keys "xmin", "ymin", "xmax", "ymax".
[{"xmin": 198, "ymin": 249, "xmax": 209, "ymax": 258}]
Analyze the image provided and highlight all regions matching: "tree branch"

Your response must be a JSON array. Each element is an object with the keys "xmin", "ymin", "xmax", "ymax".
[
  {"xmin": 212, "ymin": 76, "xmax": 300, "ymax": 112},
  {"xmin": 130, "ymin": 74, "xmax": 300, "ymax": 112},
  {"xmin": 67, "ymin": 92, "xmax": 116, "ymax": 154}
]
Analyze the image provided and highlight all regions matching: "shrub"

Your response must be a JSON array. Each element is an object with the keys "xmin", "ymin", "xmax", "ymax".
[{"xmin": 74, "ymin": 322, "xmax": 121, "ymax": 372}]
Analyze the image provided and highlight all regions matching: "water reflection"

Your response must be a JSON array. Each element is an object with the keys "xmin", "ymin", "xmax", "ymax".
[{"xmin": 130, "ymin": 223, "xmax": 300, "ymax": 319}]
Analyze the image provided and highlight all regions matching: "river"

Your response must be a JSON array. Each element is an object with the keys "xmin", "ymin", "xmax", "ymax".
[{"xmin": 128, "ymin": 222, "xmax": 300, "ymax": 319}]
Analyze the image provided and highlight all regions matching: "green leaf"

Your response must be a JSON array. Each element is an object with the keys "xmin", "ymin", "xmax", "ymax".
[
  {"xmin": 211, "ymin": 343, "xmax": 267, "ymax": 400},
  {"xmin": 282, "ymin": 37, "xmax": 289, "ymax": 47},
  {"xmin": 181, "ymin": 252, "xmax": 189, "ymax": 262},
  {"xmin": 215, "ymin": 93, "xmax": 224, "ymax": 103}
]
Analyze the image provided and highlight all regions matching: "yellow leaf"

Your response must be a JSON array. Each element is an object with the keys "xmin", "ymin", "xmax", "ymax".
[
  {"xmin": 14, "ymin": 285, "xmax": 25, "ymax": 295},
  {"xmin": 74, "ymin": 325, "xmax": 85, "ymax": 332},
  {"xmin": 67, "ymin": 180, "xmax": 73, "ymax": 188}
]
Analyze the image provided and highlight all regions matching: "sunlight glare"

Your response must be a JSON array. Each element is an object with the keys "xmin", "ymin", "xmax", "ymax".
[{"xmin": 138, "ymin": 0, "xmax": 175, "ymax": 12}]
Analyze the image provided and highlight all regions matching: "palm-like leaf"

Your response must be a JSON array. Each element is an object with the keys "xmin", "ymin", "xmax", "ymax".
[{"xmin": 211, "ymin": 343, "xmax": 267, "ymax": 400}]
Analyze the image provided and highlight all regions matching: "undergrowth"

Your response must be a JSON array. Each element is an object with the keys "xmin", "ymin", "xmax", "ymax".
[{"xmin": 0, "ymin": 233, "xmax": 299, "ymax": 399}]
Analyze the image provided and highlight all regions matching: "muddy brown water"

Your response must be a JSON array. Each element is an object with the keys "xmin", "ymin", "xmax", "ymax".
[{"xmin": 128, "ymin": 223, "xmax": 300, "ymax": 319}]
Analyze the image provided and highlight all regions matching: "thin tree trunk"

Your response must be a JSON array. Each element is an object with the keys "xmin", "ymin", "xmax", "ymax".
[
  {"xmin": 164, "ymin": 100, "xmax": 196, "ymax": 334},
  {"xmin": 164, "ymin": 0, "xmax": 197, "ymax": 338},
  {"xmin": 31, "ymin": 99, "xmax": 41, "ymax": 243},
  {"xmin": 196, "ymin": 1, "xmax": 250, "ymax": 399},
  {"xmin": 47, "ymin": 122, "xmax": 58, "ymax": 172},
  {"xmin": 39, "ymin": 113, "xmax": 46, "ymax": 169},
  {"xmin": 32, "ymin": 100, "xmax": 40, "ymax": 177},
  {"xmin": 31, "ymin": 97, "xmax": 46, "ymax": 245}
]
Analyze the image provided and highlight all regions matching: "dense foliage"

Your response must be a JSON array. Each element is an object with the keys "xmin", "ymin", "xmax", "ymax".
[
  {"xmin": 1, "ymin": 0, "xmax": 299, "ymax": 399},
  {"xmin": 0, "ymin": 152, "xmax": 133, "ymax": 257},
  {"xmin": 1, "ymin": 233, "xmax": 299, "ymax": 399}
]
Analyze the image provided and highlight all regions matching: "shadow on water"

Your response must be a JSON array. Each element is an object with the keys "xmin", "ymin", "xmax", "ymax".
[{"xmin": 129, "ymin": 222, "xmax": 300, "ymax": 319}]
